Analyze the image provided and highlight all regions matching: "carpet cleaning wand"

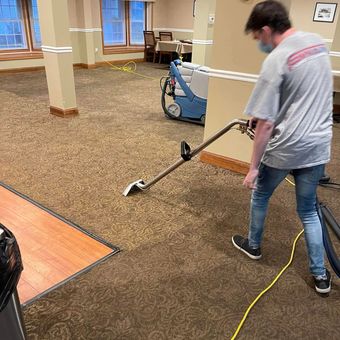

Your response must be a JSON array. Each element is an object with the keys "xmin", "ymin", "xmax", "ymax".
[{"xmin": 123, "ymin": 118, "xmax": 254, "ymax": 196}]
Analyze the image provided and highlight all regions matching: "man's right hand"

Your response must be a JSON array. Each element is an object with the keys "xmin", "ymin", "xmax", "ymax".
[
  {"xmin": 249, "ymin": 117, "xmax": 258, "ymax": 130},
  {"xmin": 243, "ymin": 168, "xmax": 259, "ymax": 190}
]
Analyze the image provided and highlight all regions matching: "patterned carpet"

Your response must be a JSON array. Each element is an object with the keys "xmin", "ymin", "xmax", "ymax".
[{"xmin": 0, "ymin": 63, "xmax": 339, "ymax": 339}]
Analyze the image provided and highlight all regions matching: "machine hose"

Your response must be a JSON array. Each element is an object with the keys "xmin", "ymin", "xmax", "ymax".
[{"xmin": 318, "ymin": 202, "xmax": 340, "ymax": 277}]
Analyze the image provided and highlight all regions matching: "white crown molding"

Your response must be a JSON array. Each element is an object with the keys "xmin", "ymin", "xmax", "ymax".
[
  {"xmin": 153, "ymin": 27, "xmax": 193, "ymax": 33},
  {"xmin": 208, "ymin": 56, "xmax": 340, "ymax": 83},
  {"xmin": 192, "ymin": 39, "xmax": 213, "ymax": 45},
  {"xmin": 69, "ymin": 28, "xmax": 102, "ymax": 33},
  {"xmin": 41, "ymin": 45, "xmax": 72, "ymax": 54},
  {"xmin": 209, "ymin": 69, "xmax": 340, "ymax": 82},
  {"xmin": 208, "ymin": 69, "xmax": 258, "ymax": 83},
  {"xmin": 330, "ymin": 51, "xmax": 340, "ymax": 57}
]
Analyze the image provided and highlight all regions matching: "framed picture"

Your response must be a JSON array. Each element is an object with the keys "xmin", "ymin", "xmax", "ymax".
[{"xmin": 313, "ymin": 2, "xmax": 338, "ymax": 23}]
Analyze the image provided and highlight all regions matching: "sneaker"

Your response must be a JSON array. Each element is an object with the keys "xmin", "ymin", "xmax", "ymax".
[
  {"xmin": 314, "ymin": 269, "xmax": 331, "ymax": 294},
  {"xmin": 232, "ymin": 235, "xmax": 262, "ymax": 260}
]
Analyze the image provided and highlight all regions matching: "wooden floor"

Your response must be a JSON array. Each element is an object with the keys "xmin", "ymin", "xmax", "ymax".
[{"xmin": 0, "ymin": 185, "xmax": 117, "ymax": 304}]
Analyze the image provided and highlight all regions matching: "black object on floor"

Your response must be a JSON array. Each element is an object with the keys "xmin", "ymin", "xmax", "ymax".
[
  {"xmin": 318, "ymin": 202, "xmax": 340, "ymax": 278},
  {"xmin": 319, "ymin": 174, "xmax": 331, "ymax": 184},
  {"xmin": 333, "ymin": 113, "xmax": 340, "ymax": 123},
  {"xmin": 0, "ymin": 224, "xmax": 27, "ymax": 340}
]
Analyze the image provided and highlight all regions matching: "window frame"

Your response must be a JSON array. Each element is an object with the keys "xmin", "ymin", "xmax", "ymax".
[
  {"xmin": 100, "ymin": 0, "xmax": 147, "ymax": 55},
  {"xmin": 128, "ymin": 1, "xmax": 147, "ymax": 46},
  {"xmin": 27, "ymin": 0, "xmax": 42, "ymax": 49},
  {"xmin": 0, "ymin": 0, "xmax": 42, "ymax": 61}
]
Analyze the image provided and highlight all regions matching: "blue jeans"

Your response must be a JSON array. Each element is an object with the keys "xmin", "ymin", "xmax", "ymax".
[{"xmin": 248, "ymin": 163, "xmax": 326, "ymax": 276}]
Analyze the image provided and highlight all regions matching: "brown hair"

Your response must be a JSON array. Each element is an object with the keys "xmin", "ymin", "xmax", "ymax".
[{"xmin": 245, "ymin": 0, "xmax": 291, "ymax": 34}]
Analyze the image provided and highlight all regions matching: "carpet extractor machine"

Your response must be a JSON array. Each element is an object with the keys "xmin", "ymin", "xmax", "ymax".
[
  {"xmin": 123, "ymin": 117, "xmax": 340, "ymax": 277},
  {"xmin": 160, "ymin": 60, "xmax": 210, "ymax": 125}
]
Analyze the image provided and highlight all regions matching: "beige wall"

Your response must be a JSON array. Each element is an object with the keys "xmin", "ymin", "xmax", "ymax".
[
  {"xmin": 68, "ymin": 0, "xmax": 101, "ymax": 28},
  {"xmin": 290, "ymin": 0, "xmax": 339, "ymax": 42},
  {"xmin": 152, "ymin": 0, "xmax": 168, "ymax": 28},
  {"xmin": 210, "ymin": 2, "xmax": 264, "ymax": 74},
  {"xmin": 68, "ymin": 0, "xmax": 79, "ymax": 27},
  {"xmin": 0, "ymin": 58, "xmax": 44, "ymax": 71},
  {"xmin": 331, "ymin": 5, "xmax": 340, "ymax": 71},
  {"xmin": 153, "ymin": 0, "xmax": 194, "ymax": 40},
  {"xmin": 166, "ymin": 0, "xmax": 194, "ymax": 29},
  {"xmin": 192, "ymin": 0, "xmax": 216, "ymax": 66},
  {"xmin": 203, "ymin": 0, "xmax": 264, "ymax": 163},
  {"xmin": 153, "ymin": 0, "xmax": 194, "ymax": 29}
]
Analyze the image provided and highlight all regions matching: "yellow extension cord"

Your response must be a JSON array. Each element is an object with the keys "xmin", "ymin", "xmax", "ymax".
[
  {"xmin": 230, "ymin": 178, "xmax": 302, "ymax": 339},
  {"xmin": 102, "ymin": 59, "xmax": 160, "ymax": 81}
]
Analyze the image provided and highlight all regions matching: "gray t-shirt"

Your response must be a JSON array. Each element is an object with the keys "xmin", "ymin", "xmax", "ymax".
[{"xmin": 245, "ymin": 31, "xmax": 333, "ymax": 169}]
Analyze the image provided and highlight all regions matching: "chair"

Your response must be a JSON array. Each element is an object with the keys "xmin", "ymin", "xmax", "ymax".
[
  {"xmin": 158, "ymin": 31, "xmax": 173, "ymax": 64},
  {"xmin": 143, "ymin": 31, "xmax": 158, "ymax": 63},
  {"xmin": 159, "ymin": 31, "xmax": 173, "ymax": 41}
]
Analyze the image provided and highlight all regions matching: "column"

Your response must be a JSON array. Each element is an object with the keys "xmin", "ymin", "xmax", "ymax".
[
  {"xmin": 74, "ymin": 0, "xmax": 99, "ymax": 68},
  {"xmin": 37, "ymin": 0, "xmax": 78, "ymax": 117},
  {"xmin": 200, "ymin": 0, "xmax": 264, "ymax": 174},
  {"xmin": 192, "ymin": 0, "xmax": 216, "ymax": 67}
]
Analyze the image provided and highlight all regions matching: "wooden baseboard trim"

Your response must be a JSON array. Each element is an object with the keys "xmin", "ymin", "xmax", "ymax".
[
  {"xmin": 0, "ymin": 58, "xmax": 145, "ymax": 74},
  {"xmin": 80, "ymin": 63, "xmax": 97, "ymax": 69},
  {"xmin": 73, "ymin": 63, "xmax": 96, "ymax": 69},
  {"xmin": 103, "ymin": 48, "xmax": 144, "ymax": 55},
  {"xmin": 50, "ymin": 106, "xmax": 79, "ymax": 117},
  {"xmin": 0, "ymin": 66, "xmax": 45, "ymax": 74},
  {"xmin": 200, "ymin": 151, "xmax": 250, "ymax": 175},
  {"xmin": 0, "ymin": 52, "xmax": 43, "ymax": 62},
  {"xmin": 73, "ymin": 63, "xmax": 83, "ymax": 69},
  {"xmin": 334, "ymin": 104, "xmax": 340, "ymax": 114}
]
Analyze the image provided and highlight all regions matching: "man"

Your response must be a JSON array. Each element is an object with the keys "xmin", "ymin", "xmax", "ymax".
[{"xmin": 232, "ymin": 1, "xmax": 333, "ymax": 294}]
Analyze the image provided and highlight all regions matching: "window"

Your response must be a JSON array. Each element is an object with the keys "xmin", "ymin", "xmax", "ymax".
[
  {"xmin": 102, "ymin": 0, "xmax": 126, "ymax": 46},
  {"xmin": 129, "ymin": 1, "xmax": 145, "ymax": 45},
  {"xmin": 101, "ymin": 0, "xmax": 146, "ymax": 51},
  {"xmin": 0, "ymin": 0, "xmax": 41, "ymax": 55},
  {"xmin": 29, "ymin": 0, "xmax": 41, "ymax": 48}
]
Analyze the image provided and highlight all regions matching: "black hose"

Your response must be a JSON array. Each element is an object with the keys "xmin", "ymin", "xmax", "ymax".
[
  {"xmin": 161, "ymin": 76, "xmax": 177, "ymax": 119},
  {"xmin": 320, "ymin": 204, "xmax": 340, "ymax": 240},
  {"xmin": 317, "ymin": 200, "xmax": 340, "ymax": 278},
  {"xmin": 325, "ymin": 182, "xmax": 340, "ymax": 186},
  {"xmin": 159, "ymin": 76, "xmax": 167, "ymax": 91},
  {"xmin": 318, "ymin": 180, "xmax": 340, "ymax": 193}
]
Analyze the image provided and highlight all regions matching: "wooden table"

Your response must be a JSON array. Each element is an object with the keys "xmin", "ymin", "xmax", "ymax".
[{"xmin": 155, "ymin": 41, "xmax": 192, "ymax": 56}]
